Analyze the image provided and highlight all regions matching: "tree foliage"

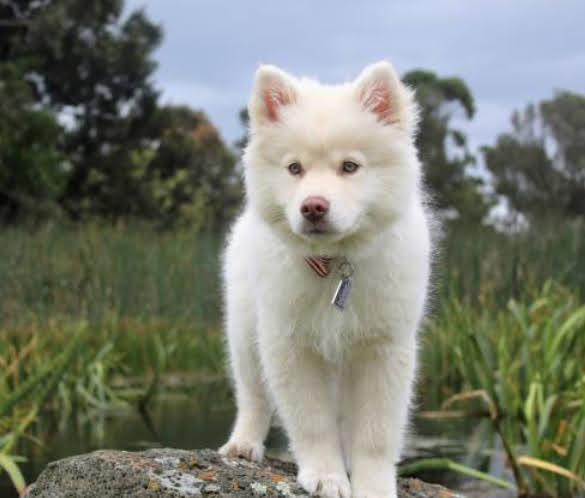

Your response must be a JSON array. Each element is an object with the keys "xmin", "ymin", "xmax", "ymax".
[
  {"xmin": 403, "ymin": 70, "xmax": 491, "ymax": 223},
  {"xmin": 0, "ymin": 0, "xmax": 240, "ymax": 227},
  {"xmin": 137, "ymin": 106, "xmax": 242, "ymax": 228},
  {"xmin": 18, "ymin": 0, "xmax": 163, "ymax": 217},
  {"xmin": 0, "ymin": 59, "xmax": 66, "ymax": 220},
  {"xmin": 0, "ymin": 2, "xmax": 66, "ymax": 220},
  {"xmin": 483, "ymin": 91, "xmax": 585, "ymax": 220}
]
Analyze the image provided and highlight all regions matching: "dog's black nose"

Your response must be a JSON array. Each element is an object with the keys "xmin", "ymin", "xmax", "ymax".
[{"xmin": 300, "ymin": 196, "xmax": 330, "ymax": 222}]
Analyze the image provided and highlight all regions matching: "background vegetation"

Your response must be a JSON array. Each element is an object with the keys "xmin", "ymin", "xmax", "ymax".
[{"xmin": 1, "ymin": 1, "xmax": 584, "ymax": 497}]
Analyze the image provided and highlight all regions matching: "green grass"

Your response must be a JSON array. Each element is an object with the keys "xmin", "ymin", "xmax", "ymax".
[
  {"xmin": 0, "ymin": 223, "xmax": 222, "ymax": 325},
  {"xmin": 438, "ymin": 220, "xmax": 585, "ymax": 307},
  {"xmin": 1, "ymin": 220, "xmax": 584, "ymax": 496}
]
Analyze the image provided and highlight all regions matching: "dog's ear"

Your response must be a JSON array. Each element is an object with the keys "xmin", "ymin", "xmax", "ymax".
[
  {"xmin": 354, "ymin": 61, "xmax": 413, "ymax": 128},
  {"xmin": 249, "ymin": 65, "xmax": 297, "ymax": 125}
]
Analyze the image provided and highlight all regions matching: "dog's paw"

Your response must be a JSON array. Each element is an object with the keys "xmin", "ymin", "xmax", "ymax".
[
  {"xmin": 218, "ymin": 439, "xmax": 264, "ymax": 462},
  {"xmin": 352, "ymin": 492, "xmax": 396, "ymax": 498},
  {"xmin": 352, "ymin": 483, "xmax": 397, "ymax": 498},
  {"xmin": 298, "ymin": 469, "xmax": 350, "ymax": 498}
]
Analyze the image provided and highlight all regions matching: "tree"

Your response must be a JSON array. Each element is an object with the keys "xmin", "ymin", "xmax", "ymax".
[
  {"xmin": 136, "ymin": 106, "xmax": 242, "ymax": 228},
  {"xmin": 234, "ymin": 108, "xmax": 250, "ymax": 152},
  {"xmin": 0, "ymin": 60, "xmax": 66, "ymax": 220},
  {"xmin": 0, "ymin": 2, "xmax": 66, "ymax": 220},
  {"xmin": 11, "ymin": 0, "xmax": 162, "ymax": 218},
  {"xmin": 0, "ymin": 1, "xmax": 30, "ymax": 58},
  {"xmin": 403, "ymin": 70, "xmax": 492, "ymax": 223},
  {"xmin": 483, "ymin": 91, "xmax": 585, "ymax": 220},
  {"xmin": 1, "ymin": 0, "xmax": 243, "ymax": 227}
]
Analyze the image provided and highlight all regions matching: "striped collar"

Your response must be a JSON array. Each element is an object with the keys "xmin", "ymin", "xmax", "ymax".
[{"xmin": 304, "ymin": 255, "xmax": 333, "ymax": 278}]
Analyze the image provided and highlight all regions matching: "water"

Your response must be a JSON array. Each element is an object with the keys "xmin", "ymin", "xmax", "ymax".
[{"xmin": 2, "ymin": 383, "xmax": 514, "ymax": 498}]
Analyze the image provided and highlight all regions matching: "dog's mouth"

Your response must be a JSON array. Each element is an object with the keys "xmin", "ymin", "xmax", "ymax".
[
  {"xmin": 301, "ymin": 221, "xmax": 335, "ymax": 236},
  {"xmin": 294, "ymin": 213, "xmax": 367, "ymax": 249},
  {"xmin": 306, "ymin": 227, "xmax": 330, "ymax": 235},
  {"xmin": 297, "ymin": 222, "xmax": 348, "ymax": 246}
]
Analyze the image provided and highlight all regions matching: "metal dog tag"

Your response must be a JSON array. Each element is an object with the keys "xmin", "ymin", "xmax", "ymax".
[
  {"xmin": 332, "ymin": 258, "xmax": 354, "ymax": 310},
  {"xmin": 332, "ymin": 276, "xmax": 353, "ymax": 310}
]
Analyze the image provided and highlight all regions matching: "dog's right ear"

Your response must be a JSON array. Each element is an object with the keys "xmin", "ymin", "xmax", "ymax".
[{"xmin": 249, "ymin": 65, "xmax": 297, "ymax": 125}]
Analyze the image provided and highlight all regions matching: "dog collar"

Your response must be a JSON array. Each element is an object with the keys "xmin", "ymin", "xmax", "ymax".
[
  {"xmin": 304, "ymin": 256, "xmax": 333, "ymax": 278},
  {"xmin": 304, "ymin": 256, "xmax": 354, "ymax": 310}
]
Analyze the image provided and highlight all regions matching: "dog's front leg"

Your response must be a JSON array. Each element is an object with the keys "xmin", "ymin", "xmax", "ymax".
[
  {"xmin": 259, "ymin": 331, "xmax": 350, "ymax": 498},
  {"xmin": 346, "ymin": 339, "xmax": 417, "ymax": 498}
]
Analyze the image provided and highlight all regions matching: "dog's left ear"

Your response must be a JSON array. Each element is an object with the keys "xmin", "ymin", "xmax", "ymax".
[{"xmin": 354, "ymin": 61, "xmax": 415, "ymax": 130}]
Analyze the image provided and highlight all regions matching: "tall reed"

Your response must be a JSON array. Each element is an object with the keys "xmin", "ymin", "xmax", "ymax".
[{"xmin": 422, "ymin": 281, "xmax": 585, "ymax": 496}]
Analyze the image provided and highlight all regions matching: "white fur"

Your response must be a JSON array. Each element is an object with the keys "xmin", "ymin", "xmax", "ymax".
[{"xmin": 219, "ymin": 61, "xmax": 432, "ymax": 498}]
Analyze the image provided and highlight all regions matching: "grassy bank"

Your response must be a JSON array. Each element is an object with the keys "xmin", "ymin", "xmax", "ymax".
[
  {"xmin": 0, "ymin": 223, "xmax": 222, "ymax": 325},
  {"xmin": 1, "ymin": 221, "xmax": 584, "ymax": 496},
  {"xmin": 437, "ymin": 220, "xmax": 585, "ymax": 307}
]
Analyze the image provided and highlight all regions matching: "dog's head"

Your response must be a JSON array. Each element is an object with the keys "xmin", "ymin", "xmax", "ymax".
[{"xmin": 244, "ymin": 61, "xmax": 420, "ymax": 253}]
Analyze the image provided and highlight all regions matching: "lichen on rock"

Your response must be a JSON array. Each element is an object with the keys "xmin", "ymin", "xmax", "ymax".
[{"xmin": 24, "ymin": 448, "xmax": 462, "ymax": 497}]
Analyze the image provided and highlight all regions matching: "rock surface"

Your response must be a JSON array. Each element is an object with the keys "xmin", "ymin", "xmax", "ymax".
[{"xmin": 24, "ymin": 448, "xmax": 462, "ymax": 497}]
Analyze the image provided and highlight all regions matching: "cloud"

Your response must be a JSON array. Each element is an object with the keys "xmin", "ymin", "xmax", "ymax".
[{"xmin": 127, "ymin": 0, "xmax": 585, "ymax": 146}]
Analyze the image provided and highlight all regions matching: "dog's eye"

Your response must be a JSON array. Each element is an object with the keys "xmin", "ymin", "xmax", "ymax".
[
  {"xmin": 287, "ymin": 162, "xmax": 303, "ymax": 176},
  {"xmin": 341, "ymin": 161, "xmax": 360, "ymax": 174}
]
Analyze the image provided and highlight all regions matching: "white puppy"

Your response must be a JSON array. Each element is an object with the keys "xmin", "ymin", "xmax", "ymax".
[{"xmin": 219, "ymin": 61, "xmax": 432, "ymax": 498}]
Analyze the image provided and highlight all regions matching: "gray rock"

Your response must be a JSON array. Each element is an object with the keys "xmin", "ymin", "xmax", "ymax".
[{"xmin": 24, "ymin": 448, "xmax": 461, "ymax": 497}]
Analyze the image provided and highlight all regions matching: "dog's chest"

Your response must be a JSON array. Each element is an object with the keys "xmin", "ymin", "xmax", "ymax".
[{"xmin": 254, "ymin": 254, "xmax": 414, "ymax": 360}]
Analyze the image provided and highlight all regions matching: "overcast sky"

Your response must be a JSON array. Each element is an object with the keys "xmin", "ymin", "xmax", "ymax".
[{"xmin": 126, "ymin": 0, "xmax": 584, "ymax": 152}]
